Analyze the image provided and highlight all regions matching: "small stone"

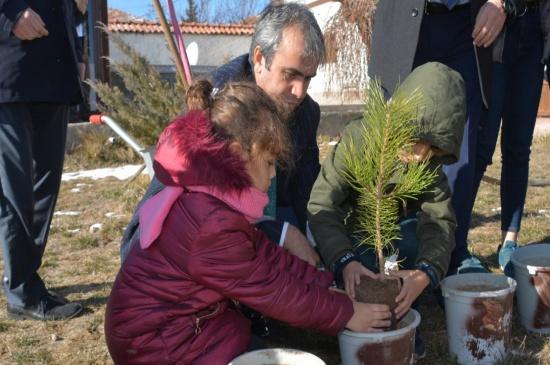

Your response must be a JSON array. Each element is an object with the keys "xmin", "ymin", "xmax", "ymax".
[
  {"xmin": 89, "ymin": 223, "xmax": 103, "ymax": 233},
  {"xmin": 51, "ymin": 334, "xmax": 61, "ymax": 342}
]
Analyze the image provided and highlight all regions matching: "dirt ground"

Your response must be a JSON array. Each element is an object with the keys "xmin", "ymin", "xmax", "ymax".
[{"xmin": 0, "ymin": 136, "xmax": 549, "ymax": 365}]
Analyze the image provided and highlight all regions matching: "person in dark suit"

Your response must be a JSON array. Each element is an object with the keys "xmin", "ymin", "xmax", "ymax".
[
  {"xmin": 120, "ymin": 3, "xmax": 323, "ymax": 268},
  {"xmin": 368, "ymin": 0, "xmax": 508, "ymax": 275},
  {"xmin": 0, "ymin": 0, "xmax": 84, "ymax": 320},
  {"xmin": 543, "ymin": 0, "xmax": 550, "ymax": 81}
]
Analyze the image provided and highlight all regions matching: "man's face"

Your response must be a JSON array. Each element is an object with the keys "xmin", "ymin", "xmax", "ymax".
[{"xmin": 253, "ymin": 25, "xmax": 318, "ymax": 110}]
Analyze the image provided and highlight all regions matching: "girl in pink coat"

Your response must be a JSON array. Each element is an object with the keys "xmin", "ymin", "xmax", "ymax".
[{"xmin": 104, "ymin": 81, "xmax": 391, "ymax": 364}]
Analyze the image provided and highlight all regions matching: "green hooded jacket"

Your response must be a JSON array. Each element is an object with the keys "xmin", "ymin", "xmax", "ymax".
[{"xmin": 307, "ymin": 62, "xmax": 466, "ymax": 284}]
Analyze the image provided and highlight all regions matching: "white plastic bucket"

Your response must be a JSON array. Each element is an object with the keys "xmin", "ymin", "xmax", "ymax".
[
  {"xmin": 510, "ymin": 243, "xmax": 550, "ymax": 334},
  {"xmin": 337, "ymin": 309, "xmax": 420, "ymax": 365},
  {"xmin": 441, "ymin": 273, "xmax": 516, "ymax": 365},
  {"xmin": 228, "ymin": 348, "xmax": 326, "ymax": 365}
]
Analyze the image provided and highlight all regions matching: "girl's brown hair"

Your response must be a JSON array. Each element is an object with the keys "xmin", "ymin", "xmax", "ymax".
[{"xmin": 185, "ymin": 80, "xmax": 292, "ymax": 168}]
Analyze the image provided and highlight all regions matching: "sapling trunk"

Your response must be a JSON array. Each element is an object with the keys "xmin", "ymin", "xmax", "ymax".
[{"xmin": 375, "ymin": 180, "xmax": 386, "ymax": 279}]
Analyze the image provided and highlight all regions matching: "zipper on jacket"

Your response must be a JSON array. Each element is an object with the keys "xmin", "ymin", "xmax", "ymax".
[{"xmin": 193, "ymin": 302, "xmax": 224, "ymax": 335}]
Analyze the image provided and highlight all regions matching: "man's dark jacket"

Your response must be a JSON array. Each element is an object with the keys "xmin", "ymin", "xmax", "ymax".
[
  {"xmin": 369, "ymin": 0, "xmax": 493, "ymax": 106},
  {"xmin": 542, "ymin": 0, "xmax": 550, "ymax": 81},
  {"xmin": 0, "ymin": 0, "xmax": 82, "ymax": 104},
  {"xmin": 120, "ymin": 54, "xmax": 321, "ymax": 260}
]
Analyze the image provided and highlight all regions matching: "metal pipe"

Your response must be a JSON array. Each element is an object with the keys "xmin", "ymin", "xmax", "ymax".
[{"xmin": 100, "ymin": 116, "xmax": 144, "ymax": 154}]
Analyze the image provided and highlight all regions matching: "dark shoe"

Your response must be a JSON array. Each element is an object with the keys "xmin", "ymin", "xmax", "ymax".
[
  {"xmin": 47, "ymin": 290, "xmax": 68, "ymax": 304},
  {"xmin": 7, "ymin": 293, "xmax": 83, "ymax": 321}
]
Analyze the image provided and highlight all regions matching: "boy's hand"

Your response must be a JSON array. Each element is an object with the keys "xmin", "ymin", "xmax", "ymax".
[
  {"xmin": 390, "ymin": 270, "xmax": 430, "ymax": 318},
  {"xmin": 346, "ymin": 301, "xmax": 391, "ymax": 332},
  {"xmin": 283, "ymin": 224, "xmax": 320, "ymax": 266},
  {"xmin": 342, "ymin": 261, "xmax": 378, "ymax": 299}
]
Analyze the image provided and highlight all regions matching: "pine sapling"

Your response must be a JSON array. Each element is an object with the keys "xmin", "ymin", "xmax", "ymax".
[{"xmin": 341, "ymin": 80, "xmax": 437, "ymax": 279}]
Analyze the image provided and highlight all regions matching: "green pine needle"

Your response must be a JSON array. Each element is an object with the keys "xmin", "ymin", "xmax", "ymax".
[
  {"xmin": 88, "ymin": 26, "xmax": 186, "ymax": 147},
  {"xmin": 341, "ymin": 80, "xmax": 437, "ymax": 273}
]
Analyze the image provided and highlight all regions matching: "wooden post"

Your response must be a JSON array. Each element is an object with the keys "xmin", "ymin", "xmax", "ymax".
[
  {"xmin": 91, "ymin": 0, "xmax": 109, "ymax": 84},
  {"xmin": 151, "ymin": 0, "xmax": 189, "ymax": 91}
]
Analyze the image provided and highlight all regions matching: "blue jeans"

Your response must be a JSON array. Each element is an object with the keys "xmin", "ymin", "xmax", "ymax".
[
  {"xmin": 412, "ymin": 5, "xmax": 483, "ymax": 271},
  {"xmin": 354, "ymin": 217, "xmax": 419, "ymax": 273},
  {"xmin": 472, "ymin": 9, "xmax": 544, "ymax": 233}
]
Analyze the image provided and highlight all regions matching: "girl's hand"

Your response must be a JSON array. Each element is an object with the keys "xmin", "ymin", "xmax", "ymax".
[
  {"xmin": 390, "ymin": 270, "xmax": 430, "ymax": 318},
  {"xmin": 346, "ymin": 301, "xmax": 392, "ymax": 332},
  {"xmin": 342, "ymin": 261, "xmax": 378, "ymax": 299}
]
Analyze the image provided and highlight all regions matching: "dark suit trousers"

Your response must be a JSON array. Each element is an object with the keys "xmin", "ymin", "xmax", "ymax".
[
  {"xmin": 412, "ymin": 5, "xmax": 484, "ymax": 272},
  {"xmin": 0, "ymin": 103, "xmax": 68, "ymax": 306}
]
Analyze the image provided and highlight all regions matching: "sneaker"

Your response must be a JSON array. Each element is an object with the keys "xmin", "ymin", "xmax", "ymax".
[
  {"xmin": 456, "ymin": 255, "xmax": 488, "ymax": 274},
  {"xmin": 7, "ymin": 293, "xmax": 83, "ymax": 321},
  {"xmin": 498, "ymin": 240, "xmax": 518, "ymax": 277}
]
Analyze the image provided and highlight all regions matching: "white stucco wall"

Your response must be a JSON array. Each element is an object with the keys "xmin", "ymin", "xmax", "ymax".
[{"xmin": 109, "ymin": 33, "xmax": 251, "ymax": 68}]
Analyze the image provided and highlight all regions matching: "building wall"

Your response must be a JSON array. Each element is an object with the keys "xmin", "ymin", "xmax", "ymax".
[{"xmin": 109, "ymin": 33, "xmax": 251, "ymax": 68}]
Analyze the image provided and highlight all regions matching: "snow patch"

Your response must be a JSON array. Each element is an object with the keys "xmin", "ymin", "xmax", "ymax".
[
  {"xmin": 62, "ymin": 165, "xmax": 146, "ymax": 181},
  {"xmin": 54, "ymin": 211, "xmax": 80, "ymax": 216}
]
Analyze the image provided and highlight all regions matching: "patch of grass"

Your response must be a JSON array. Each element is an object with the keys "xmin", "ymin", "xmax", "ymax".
[
  {"xmin": 88, "ymin": 314, "xmax": 104, "ymax": 335},
  {"xmin": 42, "ymin": 256, "xmax": 59, "ymax": 269},
  {"xmin": 11, "ymin": 351, "xmax": 52, "ymax": 365},
  {"xmin": 0, "ymin": 321, "xmax": 9, "ymax": 332},
  {"xmin": 72, "ymin": 235, "xmax": 101, "ymax": 250},
  {"xmin": 64, "ymin": 130, "xmax": 141, "ymax": 171},
  {"xmin": 82, "ymin": 257, "xmax": 112, "ymax": 277},
  {"xmin": 15, "ymin": 336, "xmax": 39, "ymax": 348},
  {"xmin": 0, "ymin": 133, "xmax": 548, "ymax": 365}
]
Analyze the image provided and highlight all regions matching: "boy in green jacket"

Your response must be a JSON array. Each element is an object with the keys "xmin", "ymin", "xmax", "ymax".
[{"xmin": 307, "ymin": 62, "xmax": 466, "ymax": 357}]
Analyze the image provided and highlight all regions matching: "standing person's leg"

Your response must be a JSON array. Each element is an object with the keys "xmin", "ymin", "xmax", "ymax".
[
  {"xmin": 0, "ymin": 103, "xmax": 82, "ymax": 319},
  {"xmin": 30, "ymin": 104, "xmax": 69, "ymax": 264},
  {"xmin": 413, "ymin": 6, "xmax": 485, "ymax": 274},
  {"xmin": 470, "ymin": 26, "xmax": 514, "ymax": 263},
  {"xmin": 471, "ymin": 60, "xmax": 507, "ymax": 218},
  {"xmin": 0, "ymin": 103, "xmax": 48, "ymax": 307},
  {"xmin": 498, "ymin": 12, "xmax": 544, "ymax": 271}
]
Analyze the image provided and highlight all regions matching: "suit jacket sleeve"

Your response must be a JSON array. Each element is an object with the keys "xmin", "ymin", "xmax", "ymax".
[
  {"xmin": 542, "ymin": 0, "xmax": 550, "ymax": 67},
  {"xmin": 288, "ymin": 98, "xmax": 321, "ymax": 232},
  {"xmin": 0, "ymin": 0, "xmax": 28, "ymax": 40},
  {"xmin": 187, "ymin": 209, "xmax": 352, "ymax": 335}
]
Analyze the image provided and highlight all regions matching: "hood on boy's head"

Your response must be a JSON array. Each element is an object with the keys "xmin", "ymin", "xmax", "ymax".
[
  {"xmin": 153, "ymin": 110, "xmax": 252, "ymax": 192},
  {"xmin": 394, "ymin": 62, "xmax": 466, "ymax": 164}
]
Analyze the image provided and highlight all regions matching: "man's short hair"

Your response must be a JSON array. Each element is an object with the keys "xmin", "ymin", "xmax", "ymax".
[{"xmin": 248, "ymin": 3, "xmax": 325, "ymax": 70}]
